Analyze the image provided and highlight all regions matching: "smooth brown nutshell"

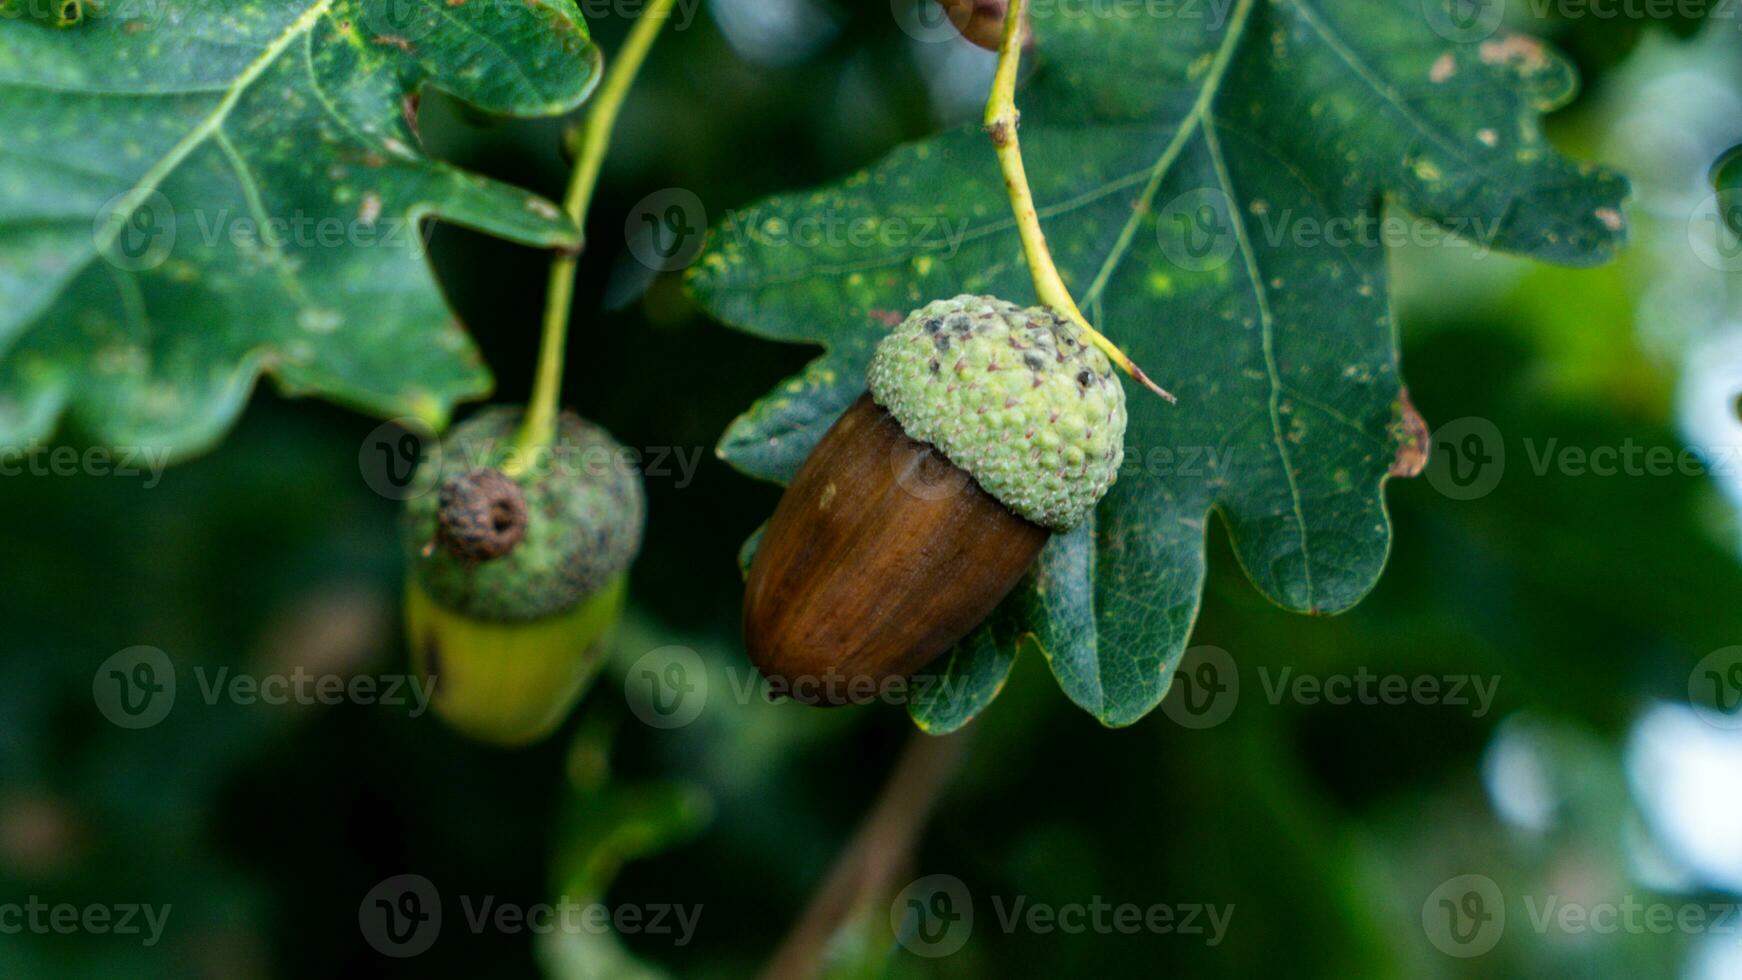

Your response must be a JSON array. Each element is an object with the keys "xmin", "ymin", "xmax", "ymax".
[{"xmin": 743, "ymin": 393, "xmax": 1049, "ymax": 705}]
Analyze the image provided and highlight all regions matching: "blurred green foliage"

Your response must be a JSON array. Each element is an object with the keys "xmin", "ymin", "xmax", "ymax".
[{"xmin": 0, "ymin": 8, "xmax": 1738, "ymax": 979}]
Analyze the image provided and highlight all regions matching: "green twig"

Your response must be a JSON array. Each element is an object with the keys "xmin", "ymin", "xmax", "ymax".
[
  {"xmin": 982, "ymin": 0, "xmax": 1174, "ymax": 403},
  {"xmin": 511, "ymin": 0, "xmax": 679, "ymax": 471}
]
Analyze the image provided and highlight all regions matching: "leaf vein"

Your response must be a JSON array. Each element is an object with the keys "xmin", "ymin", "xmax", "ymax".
[{"xmin": 1202, "ymin": 120, "xmax": 1315, "ymax": 606}]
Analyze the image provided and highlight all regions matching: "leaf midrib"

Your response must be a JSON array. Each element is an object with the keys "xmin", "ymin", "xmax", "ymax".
[
  {"xmin": 1078, "ymin": 0, "xmax": 1256, "ymax": 311},
  {"xmin": 90, "ymin": 0, "xmax": 336, "ymax": 261}
]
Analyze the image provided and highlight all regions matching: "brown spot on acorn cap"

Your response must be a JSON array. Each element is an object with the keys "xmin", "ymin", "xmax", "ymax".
[{"xmin": 435, "ymin": 468, "xmax": 528, "ymax": 562}]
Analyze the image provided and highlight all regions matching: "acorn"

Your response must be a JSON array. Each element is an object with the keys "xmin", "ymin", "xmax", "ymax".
[
  {"xmin": 744, "ymin": 295, "xmax": 1127, "ymax": 705},
  {"xmin": 934, "ymin": 0, "xmax": 1030, "ymax": 51},
  {"xmin": 401, "ymin": 406, "xmax": 645, "ymax": 745}
]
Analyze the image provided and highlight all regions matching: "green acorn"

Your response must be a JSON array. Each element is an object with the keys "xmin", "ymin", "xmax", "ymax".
[
  {"xmin": 743, "ymin": 295, "xmax": 1127, "ymax": 705},
  {"xmin": 402, "ymin": 406, "xmax": 645, "ymax": 745}
]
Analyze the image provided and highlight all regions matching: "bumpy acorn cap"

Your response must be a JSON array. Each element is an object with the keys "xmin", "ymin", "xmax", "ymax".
[
  {"xmin": 402, "ymin": 407, "xmax": 646, "ymax": 622},
  {"xmin": 866, "ymin": 295, "xmax": 1126, "ymax": 531}
]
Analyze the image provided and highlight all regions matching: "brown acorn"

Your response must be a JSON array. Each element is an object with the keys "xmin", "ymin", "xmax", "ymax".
[
  {"xmin": 934, "ymin": 0, "xmax": 1031, "ymax": 51},
  {"xmin": 743, "ymin": 296, "xmax": 1128, "ymax": 705}
]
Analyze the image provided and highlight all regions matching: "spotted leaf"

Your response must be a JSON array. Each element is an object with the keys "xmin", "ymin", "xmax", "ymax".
[
  {"xmin": 0, "ymin": 0, "xmax": 600, "ymax": 456},
  {"xmin": 690, "ymin": 1, "xmax": 1629, "ymax": 726}
]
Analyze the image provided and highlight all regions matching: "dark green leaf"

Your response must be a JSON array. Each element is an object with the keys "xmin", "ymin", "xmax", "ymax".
[
  {"xmin": 692, "ymin": 3, "xmax": 1627, "ymax": 725},
  {"xmin": 0, "ymin": 0, "xmax": 600, "ymax": 457},
  {"xmin": 908, "ymin": 596, "xmax": 1020, "ymax": 735}
]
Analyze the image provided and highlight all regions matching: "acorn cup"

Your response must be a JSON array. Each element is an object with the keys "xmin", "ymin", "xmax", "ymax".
[
  {"xmin": 401, "ymin": 407, "xmax": 645, "ymax": 746},
  {"xmin": 744, "ymin": 295, "xmax": 1127, "ymax": 705}
]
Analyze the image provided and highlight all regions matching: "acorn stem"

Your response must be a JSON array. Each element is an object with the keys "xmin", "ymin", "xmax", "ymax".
[
  {"xmin": 513, "ymin": 0, "xmax": 679, "ymax": 472},
  {"xmin": 980, "ymin": 0, "xmax": 1176, "ymax": 404}
]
